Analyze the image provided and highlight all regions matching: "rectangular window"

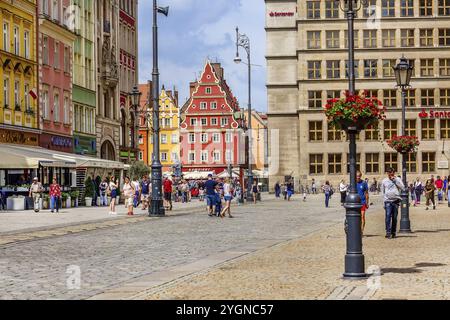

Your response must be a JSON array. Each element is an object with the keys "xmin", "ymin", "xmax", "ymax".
[
  {"xmin": 438, "ymin": 0, "xmax": 450, "ymax": 15},
  {"xmin": 439, "ymin": 29, "xmax": 450, "ymax": 46},
  {"xmin": 383, "ymin": 90, "xmax": 397, "ymax": 107},
  {"xmin": 328, "ymin": 154, "xmax": 342, "ymax": 174},
  {"xmin": 382, "ymin": 0, "xmax": 395, "ymax": 16},
  {"xmin": 309, "ymin": 154, "xmax": 323, "ymax": 174},
  {"xmin": 201, "ymin": 118, "xmax": 207, "ymax": 126},
  {"xmin": 54, "ymin": 42, "xmax": 60, "ymax": 69},
  {"xmin": 200, "ymin": 102, "xmax": 207, "ymax": 110},
  {"xmin": 420, "ymin": 29, "xmax": 434, "ymax": 47},
  {"xmin": 326, "ymin": 31, "xmax": 340, "ymax": 48},
  {"xmin": 43, "ymin": 36, "xmax": 49, "ymax": 65},
  {"xmin": 363, "ymin": 30, "xmax": 377, "ymax": 48},
  {"xmin": 188, "ymin": 133, "xmax": 195, "ymax": 143},
  {"xmin": 201, "ymin": 133, "xmax": 208, "ymax": 143},
  {"xmin": 401, "ymin": 0, "xmax": 415, "ymax": 16},
  {"xmin": 225, "ymin": 150, "xmax": 232, "ymax": 163},
  {"xmin": 325, "ymin": 0, "xmax": 339, "ymax": 18},
  {"xmin": 212, "ymin": 133, "xmax": 220, "ymax": 143},
  {"xmin": 406, "ymin": 89, "xmax": 416, "ymax": 107},
  {"xmin": 42, "ymin": 90, "xmax": 49, "ymax": 119},
  {"xmin": 307, "ymin": 61, "xmax": 321, "ymax": 79},
  {"xmin": 420, "ymin": 59, "xmax": 434, "ymax": 77},
  {"xmin": 190, "ymin": 118, "xmax": 198, "ymax": 126},
  {"xmin": 327, "ymin": 123, "xmax": 342, "ymax": 141},
  {"xmin": 205, "ymin": 87, "xmax": 211, "ymax": 94},
  {"xmin": 188, "ymin": 151, "xmax": 195, "ymax": 162},
  {"xmin": 384, "ymin": 120, "xmax": 398, "ymax": 140},
  {"xmin": 3, "ymin": 22, "xmax": 9, "ymax": 52},
  {"xmin": 307, "ymin": 31, "xmax": 321, "ymax": 49},
  {"xmin": 405, "ymin": 119, "xmax": 417, "ymax": 136},
  {"xmin": 225, "ymin": 132, "xmax": 232, "ymax": 143},
  {"xmin": 384, "ymin": 153, "xmax": 398, "ymax": 173},
  {"xmin": 213, "ymin": 151, "xmax": 221, "ymax": 162},
  {"xmin": 53, "ymin": 0, "xmax": 59, "ymax": 20},
  {"xmin": 327, "ymin": 90, "xmax": 341, "ymax": 100},
  {"xmin": 365, "ymin": 123, "xmax": 379, "ymax": 141},
  {"xmin": 422, "ymin": 152, "xmax": 436, "ymax": 173},
  {"xmin": 421, "ymin": 89, "xmax": 435, "ymax": 106},
  {"xmin": 406, "ymin": 153, "xmax": 417, "ymax": 173},
  {"xmin": 24, "ymin": 31, "xmax": 30, "ymax": 59},
  {"xmin": 14, "ymin": 80, "xmax": 20, "ymax": 108},
  {"xmin": 439, "ymin": 59, "xmax": 450, "ymax": 76},
  {"xmin": 201, "ymin": 151, "xmax": 208, "ymax": 162},
  {"xmin": 401, "ymin": 29, "xmax": 415, "ymax": 47},
  {"xmin": 365, "ymin": 153, "xmax": 380, "ymax": 174},
  {"xmin": 419, "ymin": 0, "xmax": 434, "ymax": 16},
  {"xmin": 306, "ymin": 1, "xmax": 321, "ymax": 19},
  {"xmin": 326, "ymin": 60, "xmax": 340, "ymax": 79},
  {"xmin": 309, "ymin": 121, "xmax": 323, "ymax": 141},
  {"xmin": 364, "ymin": 59, "xmax": 378, "ymax": 78},
  {"xmin": 440, "ymin": 89, "xmax": 450, "ymax": 106},
  {"xmin": 382, "ymin": 29, "xmax": 396, "ymax": 47},
  {"xmin": 344, "ymin": 30, "xmax": 359, "ymax": 48},
  {"xmin": 161, "ymin": 152, "xmax": 168, "ymax": 161},
  {"xmin": 421, "ymin": 119, "xmax": 435, "ymax": 139},
  {"xmin": 14, "ymin": 26, "xmax": 19, "ymax": 55},
  {"xmin": 221, "ymin": 117, "xmax": 228, "ymax": 126},
  {"xmin": 53, "ymin": 92, "xmax": 60, "ymax": 122},
  {"xmin": 441, "ymin": 119, "xmax": 450, "ymax": 138},
  {"xmin": 161, "ymin": 134, "xmax": 167, "ymax": 144},
  {"xmin": 64, "ymin": 96, "xmax": 69, "ymax": 124},
  {"xmin": 382, "ymin": 59, "xmax": 396, "ymax": 78},
  {"xmin": 24, "ymin": 84, "xmax": 30, "ymax": 109},
  {"xmin": 345, "ymin": 60, "xmax": 359, "ymax": 78},
  {"xmin": 210, "ymin": 102, "xmax": 217, "ymax": 109},
  {"xmin": 211, "ymin": 118, "xmax": 218, "ymax": 126},
  {"xmin": 171, "ymin": 134, "xmax": 178, "ymax": 143},
  {"xmin": 363, "ymin": 0, "xmax": 377, "ymax": 17},
  {"xmin": 64, "ymin": 46, "xmax": 70, "ymax": 72}
]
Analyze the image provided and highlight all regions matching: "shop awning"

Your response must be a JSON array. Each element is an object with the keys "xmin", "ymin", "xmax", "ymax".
[
  {"xmin": 0, "ymin": 144, "xmax": 124, "ymax": 169},
  {"xmin": 217, "ymin": 169, "xmax": 240, "ymax": 178},
  {"xmin": 183, "ymin": 171, "xmax": 215, "ymax": 180},
  {"xmin": 0, "ymin": 144, "xmax": 77, "ymax": 169}
]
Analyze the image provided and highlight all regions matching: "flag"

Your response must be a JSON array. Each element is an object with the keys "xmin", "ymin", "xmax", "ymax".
[{"xmin": 29, "ymin": 88, "xmax": 37, "ymax": 100}]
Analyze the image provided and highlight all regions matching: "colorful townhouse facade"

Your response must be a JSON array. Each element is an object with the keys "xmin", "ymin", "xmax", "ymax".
[
  {"xmin": 180, "ymin": 61, "xmax": 245, "ymax": 175},
  {"xmin": 38, "ymin": 0, "xmax": 76, "ymax": 153},
  {"xmin": 71, "ymin": 0, "xmax": 96, "ymax": 156},
  {"xmin": 0, "ymin": 0, "xmax": 39, "ymax": 147}
]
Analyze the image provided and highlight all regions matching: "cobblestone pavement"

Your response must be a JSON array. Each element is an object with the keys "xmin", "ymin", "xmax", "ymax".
[
  {"xmin": 144, "ymin": 199, "xmax": 450, "ymax": 300},
  {"xmin": 0, "ymin": 193, "xmax": 351, "ymax": 300}
]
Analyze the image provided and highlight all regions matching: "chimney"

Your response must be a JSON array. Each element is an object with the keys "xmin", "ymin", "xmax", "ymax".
[
  {"xmin": 189, "ymin": 81, "xmax": 197, "ymax": 96},
  {"xmin": 211, "ymin": 62, "xmax": 223, "ymax": 79},
  {"xmin": 174, "ymin": 86, "xmax": 179, "ymax": 106}
]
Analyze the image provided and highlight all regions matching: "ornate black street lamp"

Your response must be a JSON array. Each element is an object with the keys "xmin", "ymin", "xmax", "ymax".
[
  {"xmin": 393, "ymin": 56, "xmax": 414, "ymax": 233},
  {"xmin": 234, "ymin": 27, "xmax": 254, "ymax": 203},
  {"xmin": 130, "ymin": 85, "xmax": 142, "ymax": 150},
  {"xmin": 149, "ymin": 0, "xmax": 169, "ymax": 216},
  {"xmin": 336, "ymin": 0, "xmax": 367, "ymax": 279}
]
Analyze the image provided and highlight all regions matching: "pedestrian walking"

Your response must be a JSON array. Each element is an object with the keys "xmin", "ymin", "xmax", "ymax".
[
  {"xmin": 123, "ymin": 177, "xmax": 135, "ymax": 216},
  {"xmin": 322, "ymin": 181, "xmax": 332, "ymax": 208},
  {"xmin": 220, "ymin": 177, "xmax": 234, "ymax": 218},
  {"xmin": 381, "ymin": 167, "xmax": 405, "ymax": 239},
  {"xmin": 311, "ymin": 179, "xmax": 317, "ymax": 194},
  {"xmin": 409, "ymin": 183, "xmax": 416, "ymax": 203},
  {"xmin": 99, "ymin": 178, "xmax": 108, "ymax": 206},
  {"xmin": 339, "ymin": 180, "xmax": 348, "ymax": 206},
  {"xmin": 132, "ymin": 177, "xmax": 141, "ymax": 208},
  {"xmin": 443, "ymin": 176, "xmax": 448, "ymax": 201},
  {"xmin": 108, "ymin": 176, "xmax": 118, "ymax": 215},
  {"xmin": 252, "ymin": 180, "xmax": 259, "ymax": 204},
  {"xmin": 435, "ymin": 176, "xmax": 444, "ymax": 203},
  {"xmin": 214, "ymin": 184, "xmax": 222, "ymax": 217},
  {"xmin": 282, "ymin": 183, "xmax": 287, "ymax": 200},
  {"xmin": 163, "ymin": 177, "xmax": 173, "ymax": 211},
  {"xmin": 413, "ymin": 177, "xmax": 423, "ymax": 206},
  {"xmin": 49, "ymin": 178, "xmax": 61, "ymax": 213},
  {"xmin": 286, "ymin": 180, "xmax": 294, "ymax": 201},
  {"xmin": 425, "ymin": 179, "xmax": 436, "ymax": 210},
  {"xmin": 274, "ymin": 181, "xmax": 281, "ymax": 198},
  {"xmin": 29, "ymin": 177, "xmax": 44, "ymax": 212},
  {"xmin": 357, "ymin": 171, "xmax": 369, "ymax": 234},
  {"xmin": 140, "ymin": 175, "xmax": 151, "ymax": 210},
  {"xmin": 205, "ymin": 174, "xmax": 218, "ymax": 216}
]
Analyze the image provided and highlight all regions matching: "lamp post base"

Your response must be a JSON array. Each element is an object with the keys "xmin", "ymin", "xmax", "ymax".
[
  {"xmin": 149, "ymin": 198, "xmax": 165, "ymax": 217},
  {"xmin": 399, "ymin": 191, "xmax": 411, "ymax": 233}
]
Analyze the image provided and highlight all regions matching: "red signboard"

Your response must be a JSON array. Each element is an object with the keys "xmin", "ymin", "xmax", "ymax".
[{"xmin": 419, "ymin": 109, "xmax": 450, "ymax": 119}]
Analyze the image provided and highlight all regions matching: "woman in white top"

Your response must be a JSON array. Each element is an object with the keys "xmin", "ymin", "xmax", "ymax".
[
  {"xmin": 339, "ymin": 180, "xmax": 348, "ymax": 206},
  {"xmin": 109, "ymin": 176, "xmax": 118, "ymax": 215},
  {"xmin": 122, "ymin": 176, "xmax": 135, "ymax": 216},
  {"xmin": 220, "ymin": 177, "xmax": 234, "ymax": 218}
]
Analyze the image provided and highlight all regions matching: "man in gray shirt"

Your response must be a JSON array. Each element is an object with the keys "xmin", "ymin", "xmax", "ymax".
[{"xmin": 381, "ymin": 167, "xmax": 405, "ymax": 239}]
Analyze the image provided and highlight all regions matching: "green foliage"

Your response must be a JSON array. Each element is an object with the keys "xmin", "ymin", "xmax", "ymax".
[
  {"xmin": 129, "ymin": 161, "xmax": 150, "ymax": 180},
  {"xmin": 84, "ymin": 177, "xmax": 95, "ymax": 198}
]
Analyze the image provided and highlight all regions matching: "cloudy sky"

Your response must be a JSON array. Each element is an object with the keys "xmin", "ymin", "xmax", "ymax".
[{"xmin": 138, "ymin": 0, "xmax": 267, "ymax": 112}]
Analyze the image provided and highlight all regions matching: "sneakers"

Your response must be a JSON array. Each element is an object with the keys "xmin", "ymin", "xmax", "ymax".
[
  {"xmin": 433, "ymin": 205, "xmax": 436, "ymax": 210},
  {"xmin": 385, "ymin": 234, "xmax": 392, "ymax": 239}
]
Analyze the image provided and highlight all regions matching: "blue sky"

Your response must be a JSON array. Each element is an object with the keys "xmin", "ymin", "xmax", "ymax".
[{"xmin": 138, "ymin": 0, "xmax": 267, "ymax": 112}]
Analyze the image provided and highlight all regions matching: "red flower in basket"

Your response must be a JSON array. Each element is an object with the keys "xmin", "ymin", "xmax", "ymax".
[{"xmin": 387, "ymin": 135, "xmax": 420, "ymax": 154}]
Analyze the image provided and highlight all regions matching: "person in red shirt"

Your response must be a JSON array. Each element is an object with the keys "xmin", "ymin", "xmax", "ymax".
[
  {"xmin": 49, "ymin": 177, "xmax": 61, "ymax": 213},
  {"xmin": 435, "ymin": 176, "xmax": 444, "ymax": 203},
  {"xmin": 163, "ymin": 177, "xmax": 173, "ymax": 211}
]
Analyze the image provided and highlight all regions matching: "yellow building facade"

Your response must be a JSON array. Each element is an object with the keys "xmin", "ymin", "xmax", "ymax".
[
  {"xmin": 0, "ymin": 0, "xmax": 38, "ymax": 145},
  {"xmin": 148, "ymin": 87, "xmax": 180, "ymax": 171}
]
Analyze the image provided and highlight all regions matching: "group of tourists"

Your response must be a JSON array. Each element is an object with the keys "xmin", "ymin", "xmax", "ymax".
[{"xmin": 410, "ymin": 175, "xmax": 449, "ymax": 210}]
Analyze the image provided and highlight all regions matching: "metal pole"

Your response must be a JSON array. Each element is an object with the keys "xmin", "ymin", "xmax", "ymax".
[
  {"xmin": 149, "ymin": 0, "xmax": 165, "ymax": 216},
  {"xmin": 343, "ymin": 1, "xmax": 366, "ymax": 279},
  {"xmin": 246, "ymin": 49, "xmax": 253, "ymax": 202},
  {"xmin": 399, "ymin": 89, "xmax": 411, "ymax": 232}
]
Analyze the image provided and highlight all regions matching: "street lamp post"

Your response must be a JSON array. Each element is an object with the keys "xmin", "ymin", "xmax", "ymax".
[
  {"xmin": 234, "ymin": 27, "xmax": 254, "ymax": 203},
  {"xmin": 130, "ymin": 86, "xmax": 142, "ymax": 153},
  {"xmin": 393, "ymin": 56, "xmax": 414, "ymax": 233},
  {"xmin": 149, "ymin": 0, "xmax": 169, "ymax": 216},
  {"xmin": 337, "ymin": 0, "xmax": 367, "ymax": 279}
]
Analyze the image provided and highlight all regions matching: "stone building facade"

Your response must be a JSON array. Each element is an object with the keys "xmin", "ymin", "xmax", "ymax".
[{"xmin": 266, "ymin": 0, "xmax": 450, "ymax": 190}]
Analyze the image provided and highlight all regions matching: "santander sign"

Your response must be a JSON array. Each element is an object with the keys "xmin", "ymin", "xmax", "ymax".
[
  {"xmin": 419, "ymin": 109, "xmax": 450, "ymax": 119},
  {"xmin": 269, "ymin": 11, "xmax": 295, "ymax": 17}
]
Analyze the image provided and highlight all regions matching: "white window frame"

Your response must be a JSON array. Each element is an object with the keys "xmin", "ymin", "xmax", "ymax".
[
  {"xmin": 201, "ymin": 133, "xmax": 208, "ymax": 143},
  {"xmin": 161, "ymin": 152, "xmax": 168, "ymax": 161},
  {"xmin": 13, "ymin": 26, "xmax": 19, "ymax": 56},
  {"xmin": 201, "ymin": 118, "xmax": 207, "ymax": 126},
  {"xmin": 205, "ymin": 87, "xmax": 212, "ymax": 94},
  {"xmin": 3, "ymin": 77, "xmax": 9, "ymax": 107},
  {"xmin": 24, "ymin": 83, "xmax": 30, "ymax": 109},
  {"xmin": 24, "ymin": 31, "xmax": 30, "ymax": 59},
  {"xmin": 225, "ymin": 132, "xmax": 232, "ymax": 143},
  {"xmin": 200, "ymin": 102, "xmax": 207, "ymax": 110},
  {"xmin": 3, "ymin": 22, "xmax": 9, "ymax": 52},
  {"xmin": 201, "ymin": 151, "xmax": 208, "ymax": 162},
  {"xmin": 212, "ymin": 133, "xmax": 220, "ymax": 143},
  {"xmin": 14, "ymin": 80, "xmax": 20, "ymax": 107},
  {"xmin": 43, "ymin": 36, "xmax": 49, "ymax": 65},
  {"xmin": 211, "ymin": 118, "xmax": 218, "ymax": 126},
  {"xmin": 221, "ymin": 117, "xmax": 229, "ymax": 126},
  {"xmin": 161, "ymin": 134, "xmax": 167, "ymax": 144},
  {"xmin": 188, "ymin": 133, "xmax": 195, "ymax": 143},
  {"xmin": 226, "ymin": 150, "xmax": 233, "ymax": 163},
  {"xmin": 211, "ymin": 102, "xmax": 217, "ymax": 109},
  {"xmin": 54, "ymin": 41, "xmax": 60, "ymax": 69},
  {"xmin": 53, "ymin": 91, "xmax": 60, "ymax": 123},
  {"xmin": 42, "ymin": 90, "xmax": 49, "ymax": 119},
  {"xmin": 188, "ymin": 151, "xmax": 195, "ymax": 162},
  {"xmin": 190, "ymin": 118, "xmax": 198, "ymax": 126},
  {"xmin": 213, "ymin": 151, "xmax": 221, "ymax": 162},
  {"xmin": 171, "ymin": 134, "xmax": 178, "ymax": 143},
  {"xmin": 63, "ymin": 96, "xmax": 69, "ymax": 124}
]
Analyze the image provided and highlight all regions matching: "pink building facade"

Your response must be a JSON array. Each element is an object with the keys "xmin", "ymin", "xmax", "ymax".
[
  {"xmin": 38, "ymin": 0, "xmax": 75, "ymax": 153},
  {"xmin": 180, "ymin": 61, "xmax": 245, "ymax": 175}
]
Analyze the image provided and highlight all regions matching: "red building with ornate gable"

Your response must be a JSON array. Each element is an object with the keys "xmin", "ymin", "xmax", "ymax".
[{"xmin": 180, "ymin": 61, "xmax": 245, "ymax": 175}]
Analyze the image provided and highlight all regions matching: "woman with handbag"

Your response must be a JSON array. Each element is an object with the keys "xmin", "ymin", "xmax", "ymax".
[
  {"xmin": 123, "ymin": 176, "xmax": 135, "ymax": 216},
  {"xmin": 109, "ymin": 176, "xmax": 118, "ymax": 215}
]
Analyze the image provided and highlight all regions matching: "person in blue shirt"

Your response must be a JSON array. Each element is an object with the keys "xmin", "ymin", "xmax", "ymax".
[
  {"xmin": 140, "ymin": 175, "xmax": 151, "ymax": 211},
  {"xmin": 204, "ymin": 174, "xmax": 218, "ymax": 216},
  {"xmin": 356, "ymin": 171, "xmax": 369, "ymax": 234}
]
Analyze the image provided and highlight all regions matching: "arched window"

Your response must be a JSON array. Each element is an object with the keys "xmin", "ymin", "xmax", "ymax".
[{"xmin": 101, "ymin": 140, "xmax": 115, "ymax": 160}]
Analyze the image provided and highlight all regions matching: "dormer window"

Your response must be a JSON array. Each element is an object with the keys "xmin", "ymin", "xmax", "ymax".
[{"xmin": 206, "ymin": 87, "xmax": 212, "ymax": 94}]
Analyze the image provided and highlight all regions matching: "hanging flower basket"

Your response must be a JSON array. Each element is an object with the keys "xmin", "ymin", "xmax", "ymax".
[
  {"xmin": 324, "ymin": 90, "xmax": 386, "ymax": 132},
  {"xmin": 387, "ymin": 135, "xmax": 420, "ymax": 154}
]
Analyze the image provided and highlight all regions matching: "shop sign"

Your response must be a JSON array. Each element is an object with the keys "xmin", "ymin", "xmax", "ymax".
[
  {"xmin": 269, "ymin": 11, "xmax": 295, "ymax": 17},
  {"xmin": 438, "ymin": 160, "xmax": 449, "ymax": 169},
  {"xmin": 419, "ymin": 109, "xmax": 450, "ymax": 119},
  {"xmin": 0, "ymin": 129, "xmax": 38, "ymax": 146},
  {"xmin": 51, "ymin": 136, "xmax": 73, "ymax": 148}
]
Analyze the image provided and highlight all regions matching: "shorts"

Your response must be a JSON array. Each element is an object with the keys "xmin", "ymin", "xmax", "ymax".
[
  {"xmin": 141, "ymin": 194, "xmax": 149, "ymax": 201},
  {"xmin": 224, "ymin": 195, "xmax": 233, "ymax": 202},
  {"xmin": 164, "ymin": 192, "xmax": 172, "ymax": 201},
  {"xmin": 126, "ymin": 197, "xmax": 133, "ymax": 207},
  {"xmin": 206, "ymin": 195, "xmax": 215, "ymax": 206},
  {"xmin": 361, "ymin": 204, "xmax": 368, "ymax": 213},
  {"xmin": 111, "ymin": 189, "xmax": 117, "ymax": 198}
]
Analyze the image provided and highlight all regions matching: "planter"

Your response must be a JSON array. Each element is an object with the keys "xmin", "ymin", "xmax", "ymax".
[
  {"xmin": 107, "ymin": 196, "xmax": 111, "ymax": 205},
  {"xmin": 66, "ymin": 196, "xmax": 71, "ymax": 208},
  {"xmin": 335, "ymin": 118, "xmax": 377, "ymax": 132},
  {"xmin": 85, "ymin": 197, "xmax": 92, "ymax": 207},
  {"xmin": 7, "ymin": 197, "xmax": 25, "ymax": 211},
  {"xmin": 75, "ymin": 198, "xmax": 79, "ymax": 207}
]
